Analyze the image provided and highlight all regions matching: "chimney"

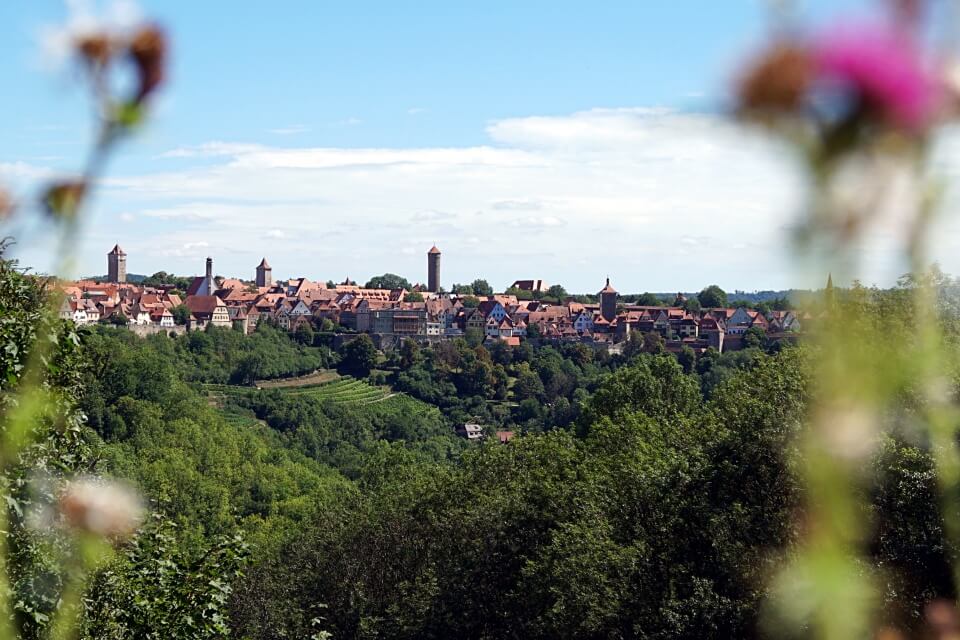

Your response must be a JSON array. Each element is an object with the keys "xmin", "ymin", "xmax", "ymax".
[{"xmin": 206, "ymin": 257, "xmax": 213, "ymax": 280}]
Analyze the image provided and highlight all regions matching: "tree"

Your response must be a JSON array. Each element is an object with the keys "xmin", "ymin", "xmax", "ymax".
[
  {"xmin": 743, "ymin": 326, "xmax": 766, "ymax": 349},
  {"xmin": 683, "ymin": 297, "xmax": 701, "ymax": 313},
  {"xmin": 141, "ymin": 271, "xmax": 192, "ymax": 291},
  {"xmin": 452, "ymin": 284, "xmax": 474, "ymax": 295},
  {"xmin": 513, "ymin": 364, "xmax": 545, "ymax": 401},
  {"xmin": 171, "ymin": 304, "xmax": 190, "ymax": 326},
  {"xmin": 504, "ymin": 286, "xmax": 533, "ymax": 301},
  {"xmin": 339, "ymin": 335, "xmax": 379, "ymax": 377},
  {"xmin": 399, "ymin": 338, "xmax": 421, "ymax": 370},
  {"xmin": 623, "ymin": 330, "xmax": 645, "ymax": 359},
  {"xmin": 677, "ymin": 345, "xmax": 696, "ymax": 373},
  {"xmin": 405, "ymin": 291, "xmax": 424, "ymax": 302},
  {"xmin": 365, "ymin": 273, "xmax": 412, "ymax": 291},
  {"xmin": 464, "ymin": 328, "xmax": 484, "ymax": 348},
  {"xmin": 546, "ymin": 284, "xmax": 568, "ymax": 300},
  {"xmin": 109, "ymin": 312, "xmax": 129, "ymax": 326},
  {"xmin": 470, "ymin": 279, "xmax": 493, "ymax": 296},
  {"xmin": 294, "ymin": 321, "xmax": 314, "ymax": 345},
  {"xmin": 698, "ymin": 285, "xmax": 728, "ymax": 309},
  {"xmin": 462, "ymin": 296, "xmax": 480, "ymax": 308},
  {"xmin": 635, "ymin": 292, "xmax": 663, "ymax": 306}
]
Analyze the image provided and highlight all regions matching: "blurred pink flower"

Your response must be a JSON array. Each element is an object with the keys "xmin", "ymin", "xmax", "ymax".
[{"xmin": 814, "ymin": 22, "xmax": 940, "ymax": 131}]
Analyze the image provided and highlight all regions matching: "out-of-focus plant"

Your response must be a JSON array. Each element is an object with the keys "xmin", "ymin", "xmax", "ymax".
[
  {"xmin": 736, "ymin": 1, "xmax": 960, "ymax": 638},
  {"xmin": 0, "ymin": 10, "xmax": 170, "ymax": 640},
  {"xmin": 80, "ymin": 513, "xmax": 248, "ymax": 640}
]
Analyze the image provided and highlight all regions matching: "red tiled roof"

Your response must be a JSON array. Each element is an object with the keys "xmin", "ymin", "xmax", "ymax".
[{"xmin": 185, "ymin": 295, "xmax": 225, "ymax": 315}]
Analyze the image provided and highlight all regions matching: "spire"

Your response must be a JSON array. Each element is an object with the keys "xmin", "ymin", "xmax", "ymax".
[
  {"xmin": 599, "ymin": 277, "xmax": 617, "ymax": 294},
  {"xmin": 428, "ymin": 245, "xmax": 441, "ymax": 254},
  {"xmin": 108, "ymin": 244, "xmax": 126, "ymax": 256},
  {"xmin": 258, "ymin": 257, "xmax": 271, "ymax": 269}
]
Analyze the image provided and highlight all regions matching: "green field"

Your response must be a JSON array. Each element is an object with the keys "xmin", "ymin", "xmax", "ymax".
[{"xmin": 205, "ymin": 375, "xmax": 394, "ymax": 406}]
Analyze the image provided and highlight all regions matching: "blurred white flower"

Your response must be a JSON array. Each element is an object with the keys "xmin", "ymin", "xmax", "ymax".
[
  {"xmin": 58, "ymin": 477, "xmax": 144, "ymax": 538},
  {"xmin": 818, "ymin": 403, "xmax": 878, "ymax": 461}
]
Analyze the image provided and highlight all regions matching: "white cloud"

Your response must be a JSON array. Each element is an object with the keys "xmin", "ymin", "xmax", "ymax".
[
  {"xmin": 492, "ymin": 198, "xmax": 543, "ymax": 211},
  {"xmin": 507, "ymin": 215, "xmax": 566, "ymax": 229},
  {"xmin": 0, "ymin": 161, "xmax": 53, "ymax": 181},
  {"xmin": 410, "ymin": 210, "xmax": 456, "ymax": 223},
  {"xmin": 69, "ymin": 106, "xmax": 960, "ymax": 291},
  {"xmin": 268, "ymin": 125, "xmax": 310, "ymax": 136},
  {"xmin": 160, "ymin": 240, "xmax": 209, "ymax": 258}
]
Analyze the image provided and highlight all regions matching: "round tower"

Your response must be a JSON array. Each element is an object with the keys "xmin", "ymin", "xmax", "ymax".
[{"xmin": 427, "ymin": 245, "xmax": 441, "ymax": 293}]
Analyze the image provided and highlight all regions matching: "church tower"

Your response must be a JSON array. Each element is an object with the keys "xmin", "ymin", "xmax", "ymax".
[
  {"xmin": 599, "ymin": 277, "xmax": 618, "ymax": 322},
  {"xmin": 203, "ymin": 257, "xmax": 214, "ymax": 295},
  {"xmin": 427, "ymin": 245, "xmax": 441, "ymax": 293},
  {"xmin": 256, "ymin": 258, "xmax": 272, "ymax": 288},
  {"xmin": 107, "ymin": 244, "xmax": 127, "ymax": 283}
]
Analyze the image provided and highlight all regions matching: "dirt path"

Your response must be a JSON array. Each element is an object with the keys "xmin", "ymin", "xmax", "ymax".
[{"xmin": 256, "ymin": 369, "xmax": 340, "ymax": 389}]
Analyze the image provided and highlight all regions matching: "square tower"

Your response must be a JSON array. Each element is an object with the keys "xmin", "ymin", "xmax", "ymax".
[
  {"xmin": 256, "ymin": 257, "xmax": 272, "ymax": 288},
  {"xmin": 107, "ymin": 244, "xmax": 127, "ymax": 283}
]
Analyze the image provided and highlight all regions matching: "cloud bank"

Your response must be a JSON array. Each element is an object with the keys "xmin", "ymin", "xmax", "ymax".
[{"xmin": 15, "ymin": 106, "xmax": 960, "ymax": 291}]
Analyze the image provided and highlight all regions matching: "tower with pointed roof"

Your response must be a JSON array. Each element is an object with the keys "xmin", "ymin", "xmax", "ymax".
[
  {"xmin": 427, "ymin": 245, "xmax": 441, "ymax": 293},
  {"xmin": 599, "ymin": 277, "xmax": 618, "ymax": 322},
  {"xmin": 256, "ymin": 257, "xmax": 272, "ymax": 288},
  {"xmin": 107, "ymin": 244, "xmax": 127, "ymax": 283}
]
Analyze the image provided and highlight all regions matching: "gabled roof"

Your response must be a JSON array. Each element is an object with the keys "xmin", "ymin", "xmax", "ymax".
[
  {"xmin": 186, "ymin": 276, "xmax": 208, "ymax": 297},
  {"xmin": 184, "ymin": 295, "xmax": 225, "ymax": 315}
]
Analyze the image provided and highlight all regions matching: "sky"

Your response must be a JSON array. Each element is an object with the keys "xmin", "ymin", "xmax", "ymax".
[{"xmin": 4, "ymin": 0, "xmax": 960, "ymax": 293}]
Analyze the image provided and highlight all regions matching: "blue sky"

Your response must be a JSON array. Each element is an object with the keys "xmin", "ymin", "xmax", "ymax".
[{"xmin": 7, "ymin": 0, "xmax": 958, "ymax": 293}]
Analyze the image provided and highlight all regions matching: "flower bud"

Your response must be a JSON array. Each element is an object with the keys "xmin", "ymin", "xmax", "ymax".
[
  {"xmin": 0, "ymin": 189, "xmax": 14, "ymax": 220},
  {"xmin": 129, "ymin": 25, "xmax": 166, "ymax": 102},
  {"xmin": 736, "ymin": 43, "xmax": 814, "ymax": 115},
  {"xmin": 75, "ymin": 33, "xmax": 113, "ymax": 68},
  {"xmin": 42, "ymin": 180, "xmax": 87, "ymax": 220}
]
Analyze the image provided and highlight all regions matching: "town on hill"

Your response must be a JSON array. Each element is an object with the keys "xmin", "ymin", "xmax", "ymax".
[{"xmin": 58, "ymin": 243, "xmax": 808, "ymax": 355}]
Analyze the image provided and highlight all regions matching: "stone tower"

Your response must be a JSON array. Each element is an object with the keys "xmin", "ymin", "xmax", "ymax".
[
  {"xmin": 107, "ymin": 244, "xmax": 127, "ymax": 283},
  {"xmin": 256, "ymin": 257, "xmax": 272, "ymax": 288},
  {"xmin": 202, "ymin": 257, "xmax": 214, "ymax": 295},
  {"xmin": 599, "ymin": 277, "xmax": 618, "ymax": 322},
  {"xmin": 427, "ymin": 245, "xmax": 441, "ymax": 293}
]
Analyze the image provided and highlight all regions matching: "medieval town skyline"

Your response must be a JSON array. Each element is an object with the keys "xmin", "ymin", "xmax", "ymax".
[{"xmin": 6, "ymin": 1, "xmax": 960, "ymax": 292}]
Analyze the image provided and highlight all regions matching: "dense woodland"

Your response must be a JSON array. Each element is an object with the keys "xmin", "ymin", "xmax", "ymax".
[{"xmin": 0, "ymin": 252, "xmax": 957, "ymax": 638}]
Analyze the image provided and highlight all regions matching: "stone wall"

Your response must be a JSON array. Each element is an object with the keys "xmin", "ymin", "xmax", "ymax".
[{"xmin": 128, "ymin": 324, "xmax": 186, "ymax": 338}]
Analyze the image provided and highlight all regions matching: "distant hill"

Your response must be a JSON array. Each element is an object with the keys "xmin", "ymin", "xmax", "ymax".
[{"xmin": 83, "ymin": 274, "xmax": 148, "ymax": 283}]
